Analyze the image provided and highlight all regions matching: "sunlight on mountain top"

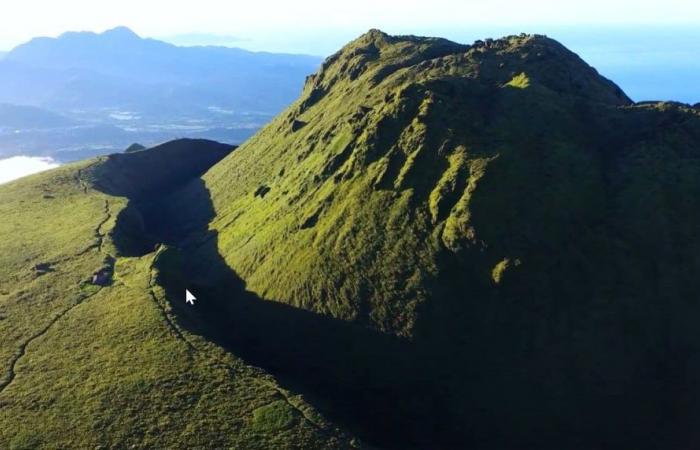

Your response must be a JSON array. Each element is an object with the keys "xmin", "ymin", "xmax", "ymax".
[{"xmin": 505, "ymin": 72, "xmax": 531, "ymax": 89}]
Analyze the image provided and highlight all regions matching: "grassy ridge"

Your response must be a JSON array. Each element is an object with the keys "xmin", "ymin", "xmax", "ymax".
[{"xmin": 0, "ymin": 142, "xmax": 355, "ymax": 449}]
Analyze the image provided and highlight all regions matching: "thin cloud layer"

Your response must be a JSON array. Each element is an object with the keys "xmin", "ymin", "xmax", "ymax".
[{"xmin": 0, "ymin": 156, "xmax": 59, "ymax": 184}]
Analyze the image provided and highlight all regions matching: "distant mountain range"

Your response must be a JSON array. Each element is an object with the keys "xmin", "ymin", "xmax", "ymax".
[
  {"xmin": 0, "ymin": 103, "xmax": 75, "ymax": 129},
  {"xmin": 2, "ymin": 27, "xmax": 320, "ymax": 113},
  {"xmin": 0, "ymin": 27, "xmax": 322, "ymax": 160}
]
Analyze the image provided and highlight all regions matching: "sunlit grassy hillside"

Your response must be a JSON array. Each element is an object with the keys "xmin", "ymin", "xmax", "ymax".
[
  {"xmin": 3, "ymin": 29, "xmax": 700, "ymax": 449},
  {"xmin": 0, "ymin": 140, "xmax": 355, "ymax": 449},
  {"xmin": 185, "ymin": 31, "xmax": 700, "ymax": 448}
]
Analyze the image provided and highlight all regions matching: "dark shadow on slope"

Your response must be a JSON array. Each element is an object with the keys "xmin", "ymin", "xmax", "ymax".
[
  {"xmin": 106, "ymin": 168, "xmax": 470, "ymax": 448},
  {"xmin": 132, "ymin": 178, "xmax": 453, "ymax": 449},
  {"xmin": 101, "ymin": 137, "xmax": 700, "ymax": 449},
  {"xmin": 111, "ymin": 176, "xmax": 693, "ymax": 450},
  {"xmin": 90, "ymin": 138, "xmax": 235, "ymax": 200},
  {"xmin": 95, "ymin": 138, "xmax": 235, "ymax": 256}
]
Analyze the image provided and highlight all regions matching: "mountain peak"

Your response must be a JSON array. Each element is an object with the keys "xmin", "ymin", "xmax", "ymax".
[
  {"xmin": 360, "ymin": 28, "xmax": 389, "ymax": 40},
  {"xmin": 298, "ymin": 31, "xmax": 629, "ymax": 116},
  {"xmin": 51, "ymin": 26, "xmax": 140, "ymax": 42},
  {"xmin": 298, "ymin": 30, "xmax": 467, "ymax": 110},
  {"xmin": 101, "ymin": 26, "xmax": 140, "ymax": 39}
]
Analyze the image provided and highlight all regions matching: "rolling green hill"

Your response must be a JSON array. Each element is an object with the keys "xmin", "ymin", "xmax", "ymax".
[{"xmin": 0, "ymin": 139, "xmax": 355, "ymax": 449}]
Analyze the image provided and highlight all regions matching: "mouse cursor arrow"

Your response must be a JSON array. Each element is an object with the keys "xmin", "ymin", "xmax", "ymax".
[{"xmin": 185, "ymin": 289, "xmax": 196, "ymax": 305}]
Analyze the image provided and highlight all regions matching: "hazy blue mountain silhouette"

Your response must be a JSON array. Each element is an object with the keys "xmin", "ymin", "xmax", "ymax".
[
  {"xmin": 0, "ymin": 27, "xmax": 322, "ymax": 113},
  {"xmin": 0, "ymin": 103, "xmax": 76, "ymax": 129}
]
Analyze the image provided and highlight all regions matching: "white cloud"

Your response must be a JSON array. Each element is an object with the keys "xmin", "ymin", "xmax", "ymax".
[{"xmin": 0, "ymin": 156, "xmax": 59, "ymax": 184}]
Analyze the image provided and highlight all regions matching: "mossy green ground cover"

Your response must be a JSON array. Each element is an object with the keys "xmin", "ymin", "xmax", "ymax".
[
  {"xmin": 180, "ymin": 32, "xmax": 700, "ymax": 447},
  {"xmin": 199, "ymin": 32, "xmax": 635, "ymax": 335},
  {"xmin": 0, "ymin": 142, "xmax": 354, "ymax": 449},
  {"xmin": 2, "ymin": 31, "xmax": 700, "ymax": 449}
]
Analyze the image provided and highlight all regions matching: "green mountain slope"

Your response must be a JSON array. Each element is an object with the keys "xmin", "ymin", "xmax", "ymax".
[
  {"xmin": 3, "ymin": 30, "xmax": 700, "ymax": 449},
  {"xmin": 168, "ymin": 31, "xmax": 700, "ymax": 448},
  {"xmin": 0, "ymin": 140, "xmax": 355, "ymax": 449},
  {"xmin": 202, "ymin": 31, "xmax": 634, "ymax": 332}
]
